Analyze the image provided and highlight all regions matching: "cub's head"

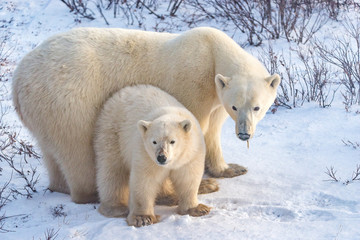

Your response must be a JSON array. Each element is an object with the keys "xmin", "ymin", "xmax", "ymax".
[
  {"xmin": 215, "ymin": 73, "xmax": 281, "ymax": 141},
  {"xmin": 137, "ymin": 117, "xmax": 192, "ymax": 168}
]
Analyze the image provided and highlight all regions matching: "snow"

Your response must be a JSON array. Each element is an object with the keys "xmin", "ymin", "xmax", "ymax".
[{"xmin": 1, "ymin": 0, "xmax": 360, "ymax": 239}]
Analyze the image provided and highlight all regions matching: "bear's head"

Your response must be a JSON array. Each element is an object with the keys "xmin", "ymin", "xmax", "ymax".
[
  {"xmin": 215, "ymin": 73, "xmax": 280, "ymax": 141},
  {"xmin": 137, "ymin": 117, "xmax": 192, "ymax": 168}
]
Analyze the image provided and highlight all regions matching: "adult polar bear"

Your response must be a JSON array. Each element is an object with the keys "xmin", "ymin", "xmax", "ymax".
[{"xmin": 13, "ymin": 27, "xmax": 280, "ymax": 203}]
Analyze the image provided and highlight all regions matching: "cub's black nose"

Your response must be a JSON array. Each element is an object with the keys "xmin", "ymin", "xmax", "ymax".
[
  {"xmin": 238, "ymin": 133, "xmax": 250, "ymax": 141},
  {"xmin": 157, "ymin": 155, "xmax": 167, "ymax": 164}
]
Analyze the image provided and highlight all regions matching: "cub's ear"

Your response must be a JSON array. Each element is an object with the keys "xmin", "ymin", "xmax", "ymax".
[
  {"xmin": 265, "ymin": 74, "xmax": 281, "ymax": 89},
  {"xmin": 180, "ymin": 120, "xmax": 192, "ymax": 133},
  {"xmin": 137, "ymin": 120, "xmax": 151, "ymax": 136},
  {"xmin": 215, "ymin": 74, "xmax": 231, "ymax": 89}
]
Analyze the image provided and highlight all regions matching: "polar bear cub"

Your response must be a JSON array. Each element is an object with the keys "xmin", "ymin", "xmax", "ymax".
[{"xmin": 94, "ymin": 84, "xmax": 210, "ymax": 227}]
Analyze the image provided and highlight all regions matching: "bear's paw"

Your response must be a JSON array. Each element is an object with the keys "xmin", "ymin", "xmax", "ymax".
[
  {"xmin": 127, "ymin": 214, "xmax": 160, "ymax": 227},
  {"xmin": 98, "ymin": 204, "xmax": 128, "ymax": 218},
  {"xmin": 198, "ymin": 178, "xmax": 219, "ymax": 194},
  {"xmin": 187, "ymin": 204, "xmax": 211, "ymax": 217},
  {"xmin": 222, "ymin": 163, "xmax": 248, "ymax": 178},
  {"xmin": 208, "ymin": 163, "xmax": 248, "ymax": 178}
]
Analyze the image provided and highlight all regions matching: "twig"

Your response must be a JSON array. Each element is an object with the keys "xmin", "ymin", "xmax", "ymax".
[
  {"xmin": 342, "ymin": 139, "xmax": 360, "ymax": 149},
  {"xmin": 138, "ymin": 0, "xmax": 164, "ymax": 19},
  {"xmin": 44, "ymin": 228, "xmax": 60, "ymax": 240},
  {"xmin": 0, "ymin": 213, "xmax": 27, "ymax": 233},
  {"xmin": 325, "ymin": 165, "xmax": 360, "ymax": 185},
  {"xmin": 0, "ymin": 172, "xmax": 13, "ymax": 209},
  {"xmin": 351, "ymin": 165, "xmax": 360, "ymax": 182},
  {"xmin": 324, "ymin": 166, "xmax": 340, "ymax": 182},
  {"xmin": 96, "ymin": 2, "xmax": 109, "ymax": 25}
]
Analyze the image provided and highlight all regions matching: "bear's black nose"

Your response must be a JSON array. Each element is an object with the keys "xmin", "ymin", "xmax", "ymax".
[
  {"xmin": 238, "ymin": 133, "xmax": 250, "ymax": 141},
  {"xmin": 157, "ymin": 155, "xmax": 167, "ymax": 164}
]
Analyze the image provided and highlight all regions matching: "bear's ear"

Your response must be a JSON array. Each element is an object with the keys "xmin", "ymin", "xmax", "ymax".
[
  {"xmin": 265, "ymin": 74, "xmax": 281, "ymax": 89},
  {"xmin": 180, "ymin": 120, "xmax": 192, "ymax": 133},
  {"xmin": 215, "ymin": 74, "xmax": 230, "ymax": 89},
  {"xmin": 137, "ymin": 120, "xmax": 151, "ymax": 136}
]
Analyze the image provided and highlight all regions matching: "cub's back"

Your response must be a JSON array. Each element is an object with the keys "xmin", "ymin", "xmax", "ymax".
[{"xmin": 107, "ymin": 85, "xmax": 186, "ymax": 124}]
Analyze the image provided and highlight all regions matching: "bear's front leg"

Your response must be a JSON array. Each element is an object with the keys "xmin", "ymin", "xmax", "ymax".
[
  {"xmin": 170, "ymin": 161, "xmax": 211, "ymax": 217},
  {"xmin": 126, "ymin": 167, "xmax": 166, "ymax": 227},
  {"xmin": 205, "ymin": 107, "xmax": 247, "ymax": 178}
]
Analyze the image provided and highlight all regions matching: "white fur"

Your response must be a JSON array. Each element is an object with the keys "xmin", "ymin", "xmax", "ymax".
[
  {"xmin": 12, "ymin": 27, "xmax": 280, "ymax": 202},
  {"xmin": 94, "ymin": 85, "xmax": 206, "ymax": 225}
]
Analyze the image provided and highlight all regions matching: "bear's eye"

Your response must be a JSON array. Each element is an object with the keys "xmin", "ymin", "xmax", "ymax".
[
  {"xmin": 254, "ymin": 106, "xmax": 260, "ymax": 111},
  {"xmin": 232, "ymin": 106, "xmax": 237, "ymax": 111},
  {"xmin": 170, "ymin": 140, "xmax": 175, "ymax": 144},
  {"xmin": 152, "ymin": 141, "xmax": 157, "ymax": 145}
]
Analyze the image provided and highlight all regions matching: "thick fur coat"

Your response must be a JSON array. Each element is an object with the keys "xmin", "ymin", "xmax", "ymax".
[
  {"xmin": 12, "ymin": 27, "xmax": 280, "ymax": 203},
  {"xmin": 94, "ymin": 85, "xmax": 209, "ymax": 226}
]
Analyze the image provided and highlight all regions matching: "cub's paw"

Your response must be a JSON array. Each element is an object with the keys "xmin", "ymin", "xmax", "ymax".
[
  {"xmin": 198, "ymin": 178, "xmax": 219, "ymax": 194},
  {"xmin": 98, "ymin": 203, "xmax": 128, "ymax": 218},
  {"xmin": 127, "ymin": 215, "xmax": 160, "ymax": 227},
  {"xmin": 208, "ymin": 163, "xmax": 247, "ymax": 178},
  {"xmin": 187, "ymin": 204, "xmax": 211, "ymax": 217}
]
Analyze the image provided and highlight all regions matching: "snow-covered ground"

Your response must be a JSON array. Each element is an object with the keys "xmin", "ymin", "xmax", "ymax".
[{"xmin": 1, "ymin": 1, "xmax": 360, "ymax": 239}]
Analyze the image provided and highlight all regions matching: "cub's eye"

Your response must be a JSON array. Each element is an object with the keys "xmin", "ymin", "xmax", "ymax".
[
  {"xmin": 232, "ymin": 106, "xmax": 237, "ymax": 111},
  {"xmin": 152, "ymin": 141, "xmax": 157, "ymax": 145},
  {"xmin": 254, "ymin": 106, "xmax": 260, "ymax": 111},
  {"xmin": 170, "ymin": 140, "xmax": 175, "ymax": 144}
]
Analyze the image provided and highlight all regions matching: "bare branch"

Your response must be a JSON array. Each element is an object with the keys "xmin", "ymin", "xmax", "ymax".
[
  {"xmin": 351, "ymin": 165, "xmax": 360, "ymax": 182},
  {"xmin": 324, "ymin": 166, "xmax": 340, "ymax": 182},
  {"xmin": 60, "ymin": 0, "xmax": 95, "ymax": 20},
  {"xmin": 325, "ymin": 165, "xmax": 360, "ymax": 185},
  {"xmin": 43, "ymin": 228, "xmax": 60, "ymax": 240}
]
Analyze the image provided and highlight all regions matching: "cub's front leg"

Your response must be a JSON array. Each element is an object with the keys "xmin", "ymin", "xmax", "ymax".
[
  {"xmin": 126, "ymin": 166, "xmax": 166, "ymax": 227},
  {"xmin": 170, "ymin": 160, "xmax": 211, "ymax": 217}
]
